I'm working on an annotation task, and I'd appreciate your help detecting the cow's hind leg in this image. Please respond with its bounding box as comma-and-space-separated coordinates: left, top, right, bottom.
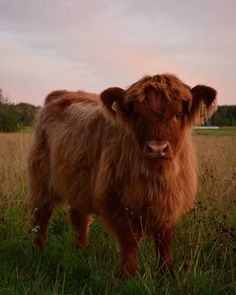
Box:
69, 208, 93, 249
29, 201, 53, 252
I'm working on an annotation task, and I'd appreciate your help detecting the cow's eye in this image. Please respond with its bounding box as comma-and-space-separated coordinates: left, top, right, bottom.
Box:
175, 112, 183, 119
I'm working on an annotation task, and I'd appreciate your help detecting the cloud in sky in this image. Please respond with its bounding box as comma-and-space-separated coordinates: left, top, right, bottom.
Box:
0, 0, 235, 105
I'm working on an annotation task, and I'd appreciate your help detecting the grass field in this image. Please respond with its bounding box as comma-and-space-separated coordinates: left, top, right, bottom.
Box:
193, 127, 236, 136
0, 133, 236, 295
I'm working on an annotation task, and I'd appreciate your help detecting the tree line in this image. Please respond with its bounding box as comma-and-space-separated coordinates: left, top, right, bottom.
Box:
0, 89, 40, 132
0, 88, 235, 131
206, 105, 236, 126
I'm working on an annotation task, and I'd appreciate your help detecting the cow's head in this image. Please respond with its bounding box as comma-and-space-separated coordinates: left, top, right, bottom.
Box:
101, 74, 217, 163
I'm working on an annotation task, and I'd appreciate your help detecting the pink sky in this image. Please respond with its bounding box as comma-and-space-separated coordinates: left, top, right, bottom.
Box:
0, 0, 235, 105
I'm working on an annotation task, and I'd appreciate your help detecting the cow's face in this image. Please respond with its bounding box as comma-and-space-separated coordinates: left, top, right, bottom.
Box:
101, 74, 217, 163
129, 92, 188, 160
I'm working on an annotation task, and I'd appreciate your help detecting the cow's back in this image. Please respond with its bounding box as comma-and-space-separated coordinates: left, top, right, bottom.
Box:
28, 90, 116, 211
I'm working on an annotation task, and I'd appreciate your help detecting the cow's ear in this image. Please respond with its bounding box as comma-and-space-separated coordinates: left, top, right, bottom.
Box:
100, 87, 129, 116
190, 85, 217, 124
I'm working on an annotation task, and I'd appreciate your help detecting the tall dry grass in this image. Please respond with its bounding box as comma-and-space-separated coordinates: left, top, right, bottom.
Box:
194, 136, 236, 202
0, 133, 32, 211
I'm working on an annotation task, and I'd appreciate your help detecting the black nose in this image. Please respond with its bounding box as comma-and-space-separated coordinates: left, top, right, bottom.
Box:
144, 140, 170, 159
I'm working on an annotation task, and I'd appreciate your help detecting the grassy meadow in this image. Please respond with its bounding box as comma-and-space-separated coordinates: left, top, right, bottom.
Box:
0, 132, 236, 295
193, 127, 236, 136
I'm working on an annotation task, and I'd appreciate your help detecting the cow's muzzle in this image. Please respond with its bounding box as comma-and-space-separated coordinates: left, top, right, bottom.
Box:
143, 140, 172, 159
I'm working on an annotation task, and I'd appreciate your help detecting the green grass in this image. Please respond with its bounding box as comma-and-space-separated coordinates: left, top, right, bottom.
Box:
0, 133, 236, 294
193, 128, 236, 136
0, 201, 235, 295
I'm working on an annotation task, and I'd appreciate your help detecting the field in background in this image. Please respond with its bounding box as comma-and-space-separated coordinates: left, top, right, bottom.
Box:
193, 127, 236, 136
0, 133, 235, 295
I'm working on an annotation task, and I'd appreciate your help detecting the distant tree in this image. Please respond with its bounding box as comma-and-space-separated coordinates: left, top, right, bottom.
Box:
0, 89, 40, 132
206, 105, 236, 126
0, 89, 10, 104
0, 89, 3, 102
0, 102, 18, 132
14, 103, 40, 126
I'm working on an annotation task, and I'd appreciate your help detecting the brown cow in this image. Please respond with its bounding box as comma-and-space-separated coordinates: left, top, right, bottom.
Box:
27, 74, 217, 277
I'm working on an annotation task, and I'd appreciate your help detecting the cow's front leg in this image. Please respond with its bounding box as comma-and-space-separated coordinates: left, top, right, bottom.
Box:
118, 224, 141, 278
111, 220, 141, 278
154, 227, 174, 274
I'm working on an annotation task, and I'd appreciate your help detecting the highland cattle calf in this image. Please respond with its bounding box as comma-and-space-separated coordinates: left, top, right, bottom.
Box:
27, 74, 217, 277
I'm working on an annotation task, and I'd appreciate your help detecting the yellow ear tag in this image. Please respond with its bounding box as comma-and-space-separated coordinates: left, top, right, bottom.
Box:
111, 101, 118, 112
200, 101, 207, 118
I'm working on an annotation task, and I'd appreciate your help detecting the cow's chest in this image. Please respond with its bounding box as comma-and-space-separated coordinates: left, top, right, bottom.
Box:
119, 178, 182, 228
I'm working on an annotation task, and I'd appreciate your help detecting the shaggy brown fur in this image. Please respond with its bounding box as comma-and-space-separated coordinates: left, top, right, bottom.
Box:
27, 74, 217, 277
